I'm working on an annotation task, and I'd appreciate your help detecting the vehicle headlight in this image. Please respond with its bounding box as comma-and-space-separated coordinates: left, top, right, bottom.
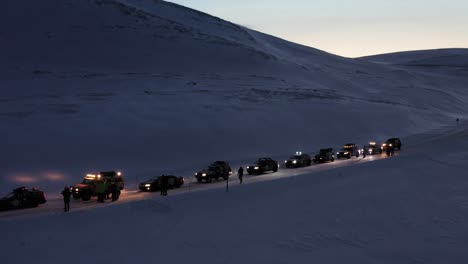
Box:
369, 149, 373, 153
246, 166, 250, 169
345, 152, 349, 155
284, 160, 287, 163
202, 173, 207, 177
145, 184, 151, 187
254, 166, 259, 170
75, 188, 79, 192
292, 160, 297, 164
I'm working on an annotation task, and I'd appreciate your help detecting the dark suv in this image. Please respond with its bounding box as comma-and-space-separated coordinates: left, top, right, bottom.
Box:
247, 158, 279, 175
336, 143, 360, 159
285, 152, 312, 168
313, 148, 335, 163
382, 138, 402, 151
363, 142, 382, 155
71, 171, 124, 201
195, 161, 232, 183
0, 187, 47, 211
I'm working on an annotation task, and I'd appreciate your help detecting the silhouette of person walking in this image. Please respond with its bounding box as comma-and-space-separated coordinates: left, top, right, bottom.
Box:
238, 166, 244, 184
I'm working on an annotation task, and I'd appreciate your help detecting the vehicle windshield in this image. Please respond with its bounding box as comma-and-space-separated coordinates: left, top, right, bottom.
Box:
82, 179, 96, 184
152, 176, 161, 180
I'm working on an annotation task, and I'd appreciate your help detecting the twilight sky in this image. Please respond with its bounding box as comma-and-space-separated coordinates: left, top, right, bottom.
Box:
167, 0, 468, 57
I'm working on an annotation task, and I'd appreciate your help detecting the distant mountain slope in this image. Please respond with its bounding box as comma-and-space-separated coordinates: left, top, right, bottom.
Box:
360, 48, 468, 67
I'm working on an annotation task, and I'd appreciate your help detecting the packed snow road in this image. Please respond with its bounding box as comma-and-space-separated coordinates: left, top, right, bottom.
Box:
0, 153, 389, 220
0, 123, 463, 221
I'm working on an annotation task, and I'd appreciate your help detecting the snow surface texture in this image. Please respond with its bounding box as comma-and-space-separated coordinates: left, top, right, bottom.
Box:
2, 121, 468, 264
1, 0, 468, 195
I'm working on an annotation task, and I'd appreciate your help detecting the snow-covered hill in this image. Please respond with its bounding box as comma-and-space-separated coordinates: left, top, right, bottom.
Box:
1, 0, 468, 193
360, 48, 468, 67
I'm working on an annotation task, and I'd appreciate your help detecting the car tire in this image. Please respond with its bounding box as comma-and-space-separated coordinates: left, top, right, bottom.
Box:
273, 166, 278, 172
73, 194, 80, 200
331, 157, 335, 162
307, 160, 312, 166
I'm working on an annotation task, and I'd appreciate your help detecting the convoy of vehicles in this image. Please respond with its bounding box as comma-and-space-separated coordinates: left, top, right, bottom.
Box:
139, 175, 185, 191
71, 171, 124, 201
313, 148, 335, 163
0, 187, 47, 211
195, 161, 232, 183
1, 137, 402, 212
285, 152, 312, 168
247, 158, 279, 175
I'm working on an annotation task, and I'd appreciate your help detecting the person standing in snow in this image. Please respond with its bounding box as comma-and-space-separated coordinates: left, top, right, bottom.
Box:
362, 147, 366, 159
160, 175, 168, 196
237, 166, 244, 184
61, 186, 71, 212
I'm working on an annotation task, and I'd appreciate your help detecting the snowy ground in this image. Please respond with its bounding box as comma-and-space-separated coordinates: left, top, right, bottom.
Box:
2, 123, 468, 264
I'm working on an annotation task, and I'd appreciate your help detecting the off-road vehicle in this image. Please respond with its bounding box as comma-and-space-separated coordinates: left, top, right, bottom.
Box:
313, 148, 335, 163
71, 171, 124, 201
285, 152, 312, 168
246, 158, 279, 175
195, 161, 232, 183
0, 187, 47, 211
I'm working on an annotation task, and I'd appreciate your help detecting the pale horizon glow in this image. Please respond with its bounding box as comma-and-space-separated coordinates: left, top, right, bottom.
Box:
167, 0, 468, 57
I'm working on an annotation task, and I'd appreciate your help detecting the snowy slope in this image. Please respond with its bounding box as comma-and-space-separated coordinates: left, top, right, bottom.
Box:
2, 124, 468, 264
360, 48, 468, 67
1, 0, 468, 194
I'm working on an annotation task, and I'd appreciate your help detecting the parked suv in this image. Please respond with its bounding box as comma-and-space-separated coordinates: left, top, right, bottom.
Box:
0, 187, 47, 211
71, 171, 124, 201
363, 142, 382, 155
285, 152, 312, 168
336, 143, 360, 159
313, 148, 335, 163
195, 161, 232, 183
247, 158, 279, 175
381, 138, 402, 151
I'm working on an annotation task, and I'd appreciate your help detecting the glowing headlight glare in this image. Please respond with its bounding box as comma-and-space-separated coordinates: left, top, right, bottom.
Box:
117, 171, 122, 176
292, 160, 297, 164
145, 184, 151, 187
202, 173, 207, 177
246, 166, 250, 169
75, 188, 79, 192
254, 166, 259, 170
